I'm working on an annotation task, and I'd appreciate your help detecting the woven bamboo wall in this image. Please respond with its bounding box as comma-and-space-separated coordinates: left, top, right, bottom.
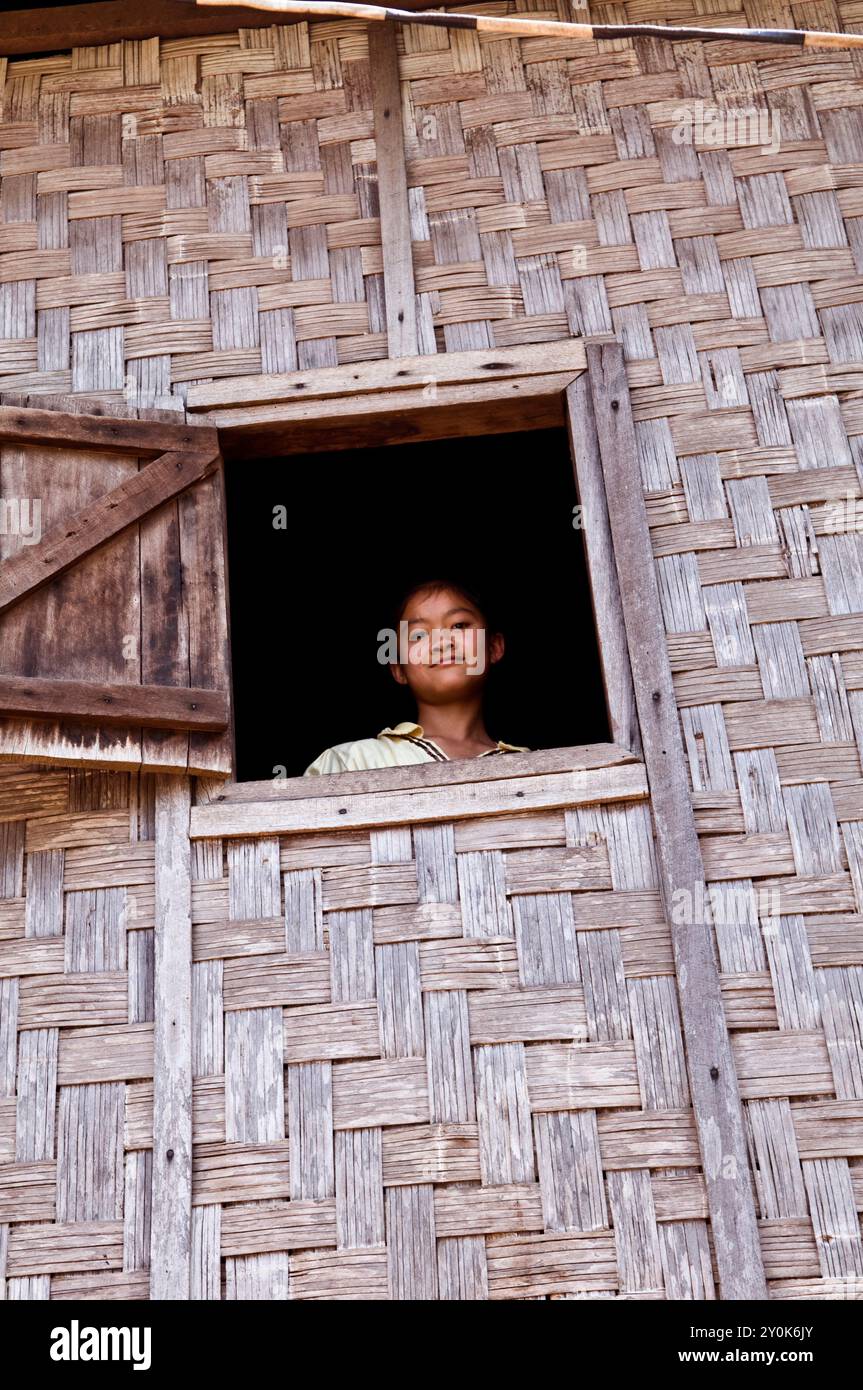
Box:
398, 0, 863, 355
0, 20, 386, 401
3, 752, 733, 1300
187, 760, 710, 1301
3, 746, 862, 1299
0, 765, 157, 1298
0, 2, 861, 399
1, 0, 863, 1302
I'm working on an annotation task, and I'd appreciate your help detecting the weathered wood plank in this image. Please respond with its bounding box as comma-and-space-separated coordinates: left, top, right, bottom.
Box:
186, 339, 587, 411
202, 373, 574, 454
586, 339, 767, 1300
0, 411, 145, 771
565, 374, 641, 754
0, 0, 287, 53
217, 743, 636, 802
0, 406, 215, 456
179, 464, 234, 776
369, 22, 418, 359
191, 763, 649, 838
150, 775, 192, 1300
0, 675, 228, 731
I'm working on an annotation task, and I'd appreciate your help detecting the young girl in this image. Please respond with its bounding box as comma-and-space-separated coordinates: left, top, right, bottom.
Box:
303, 577, 528, 775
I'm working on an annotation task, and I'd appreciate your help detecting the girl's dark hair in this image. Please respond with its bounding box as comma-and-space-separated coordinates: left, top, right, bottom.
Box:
389, 575, 502, 636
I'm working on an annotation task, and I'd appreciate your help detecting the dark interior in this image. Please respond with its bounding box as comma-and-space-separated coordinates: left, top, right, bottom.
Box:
225, 427, 610, 782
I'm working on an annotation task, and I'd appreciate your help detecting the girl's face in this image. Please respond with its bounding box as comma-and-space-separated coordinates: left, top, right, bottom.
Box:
391, 586, 504, 704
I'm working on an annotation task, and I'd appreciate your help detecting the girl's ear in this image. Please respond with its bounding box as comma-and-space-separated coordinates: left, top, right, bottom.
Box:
488, 632, 505, 665
391, 663, 409, 686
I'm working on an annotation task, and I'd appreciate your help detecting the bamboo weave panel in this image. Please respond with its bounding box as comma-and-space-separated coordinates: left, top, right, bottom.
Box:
186, 787, 718, 1300
0, 762, 862, 1297
189, 786, 860, 1299
389, 3, 863, 1297
0, 0, 860, 402
0, 19, 387, 405
0, 766, 156, 1300
1, 0, 863, 1300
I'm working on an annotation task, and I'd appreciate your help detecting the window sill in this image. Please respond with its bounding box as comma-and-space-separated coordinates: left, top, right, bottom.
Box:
191, 742, 646, 839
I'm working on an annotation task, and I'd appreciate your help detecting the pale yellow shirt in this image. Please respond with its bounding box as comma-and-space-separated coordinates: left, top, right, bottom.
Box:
303, 721, 529, 775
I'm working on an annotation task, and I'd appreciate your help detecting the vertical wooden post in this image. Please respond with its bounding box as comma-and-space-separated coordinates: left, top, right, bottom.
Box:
369, 21, 419, 358
150, 774, 193, 1299
585, 340, 768, 1301
565, 373, 641, 755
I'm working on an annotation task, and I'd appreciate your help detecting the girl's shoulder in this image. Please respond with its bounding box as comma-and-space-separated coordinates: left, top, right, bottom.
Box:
303, 731, 417, 775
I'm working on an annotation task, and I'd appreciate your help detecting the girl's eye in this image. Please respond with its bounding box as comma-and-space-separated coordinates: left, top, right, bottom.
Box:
452, 621, 469, 629
409, 630, 427, 642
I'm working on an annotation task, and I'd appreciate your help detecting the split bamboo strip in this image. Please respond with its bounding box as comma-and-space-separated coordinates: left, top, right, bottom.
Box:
198, 0, 863, 51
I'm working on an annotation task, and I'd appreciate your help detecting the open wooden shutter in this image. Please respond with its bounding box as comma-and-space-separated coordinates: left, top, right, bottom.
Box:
0, 400, 232, 775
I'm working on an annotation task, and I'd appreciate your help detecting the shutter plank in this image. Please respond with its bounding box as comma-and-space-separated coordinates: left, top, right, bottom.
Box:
0, 407, 143, 767
179, 465, 234, 776
140, 488, 190, 773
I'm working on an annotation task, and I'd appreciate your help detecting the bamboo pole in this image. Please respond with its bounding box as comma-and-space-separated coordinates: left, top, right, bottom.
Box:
196, 0, 863, 50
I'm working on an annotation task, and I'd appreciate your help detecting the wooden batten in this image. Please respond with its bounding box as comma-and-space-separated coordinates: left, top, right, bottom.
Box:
566, 374, 641, 756
212, 372, 575, 455
185, 341, 587, 413
369, 21, 419, 358
0, 408, 216, 458
214, 742, 640, 801
188, 341, 587, 454
0, 675, 229, 731
191, 754, 649, 837
150, 775, 193, 1300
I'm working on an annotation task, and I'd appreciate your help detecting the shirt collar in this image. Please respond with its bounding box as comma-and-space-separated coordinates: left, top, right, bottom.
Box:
378, 722, 529, 753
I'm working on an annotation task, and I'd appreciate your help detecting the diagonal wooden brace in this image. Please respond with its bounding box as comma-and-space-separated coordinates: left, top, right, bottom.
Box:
0, 447, 220, 615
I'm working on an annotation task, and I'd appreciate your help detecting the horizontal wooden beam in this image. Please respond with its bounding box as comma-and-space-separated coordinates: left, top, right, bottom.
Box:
191, 760, 649, 838
0, 675, 229, 731
0, 406, 217, 457
216, 742, 638, 802
215, 373, 577, 457
186, 340, 587, 412
0, 0, 448, 56
0, 1, 271, 53
0, 448, 220, 616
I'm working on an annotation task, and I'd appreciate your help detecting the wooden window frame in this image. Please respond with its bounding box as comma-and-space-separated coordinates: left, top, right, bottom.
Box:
200, 337, 638, 783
